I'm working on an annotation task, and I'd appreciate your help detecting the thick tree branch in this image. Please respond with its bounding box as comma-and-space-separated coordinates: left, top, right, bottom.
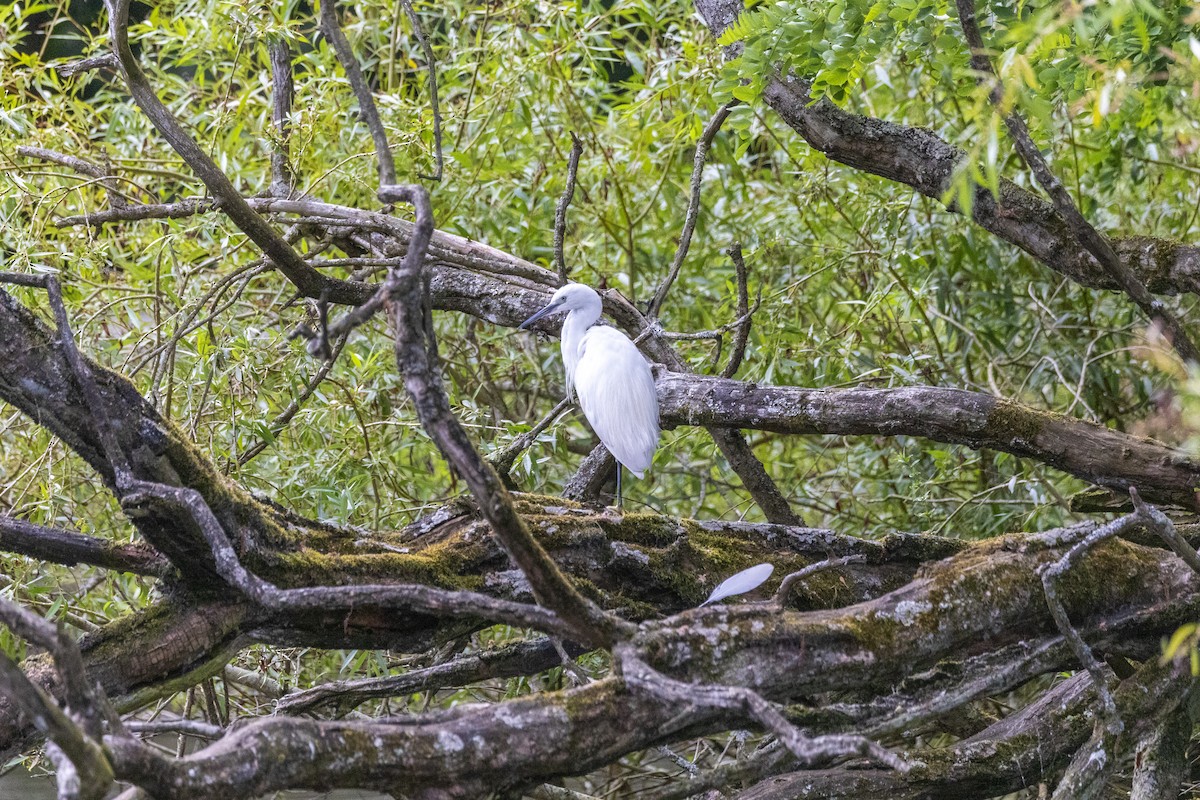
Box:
0, 516, 167, 577
1131, 703, 1191, 800
656, 372, 1200, 509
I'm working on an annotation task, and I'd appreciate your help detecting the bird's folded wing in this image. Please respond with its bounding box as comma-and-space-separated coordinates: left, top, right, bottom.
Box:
575, 327, 660, 477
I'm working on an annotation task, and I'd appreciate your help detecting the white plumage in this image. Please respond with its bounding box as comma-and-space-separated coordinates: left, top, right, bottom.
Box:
700, 563, 774, 606
519, 283, 660, 495
574, 326, 659, 477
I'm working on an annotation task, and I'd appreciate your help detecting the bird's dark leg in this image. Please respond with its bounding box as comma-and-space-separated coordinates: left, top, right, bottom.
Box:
616, 464, 623, 510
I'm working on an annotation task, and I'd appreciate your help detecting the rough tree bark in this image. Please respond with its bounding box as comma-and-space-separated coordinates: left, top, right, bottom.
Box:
0, 1, 1198, 799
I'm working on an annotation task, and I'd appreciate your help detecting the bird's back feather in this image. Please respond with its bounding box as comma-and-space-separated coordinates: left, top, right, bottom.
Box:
574, 327, 660, 477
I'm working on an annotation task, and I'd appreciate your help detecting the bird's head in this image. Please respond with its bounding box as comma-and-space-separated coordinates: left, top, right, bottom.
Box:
518, 283, 601, 329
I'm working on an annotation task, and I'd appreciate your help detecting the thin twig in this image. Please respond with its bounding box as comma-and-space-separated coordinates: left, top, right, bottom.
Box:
16, 146, 127, 208
1039, 494, 1150, 733
955, 0, 1200, 366
772, 554, 865, 605
722, 242, 753, 378
318, 0, 397, 187
618, 645, 909, 772
398, 0, 444, 181
277, 637, 579, 715
646, 102, 736, 319
553, 132, 583, 282
488, 397, 573, 481
233, 334, 348, 468
643, 301, 761, 342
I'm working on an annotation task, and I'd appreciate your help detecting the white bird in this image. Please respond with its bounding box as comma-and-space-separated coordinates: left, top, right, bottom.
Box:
519, 283, 660, 507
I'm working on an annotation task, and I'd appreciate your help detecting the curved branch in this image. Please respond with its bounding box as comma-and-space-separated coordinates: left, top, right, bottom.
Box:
398, 0, 444, 181
104, 0, 365, 304
553, 132, 583, 282
647, 101, 735, 319
276, 637, 576, 715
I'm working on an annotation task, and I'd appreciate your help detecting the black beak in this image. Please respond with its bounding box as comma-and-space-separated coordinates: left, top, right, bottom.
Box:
518, 301, 561, 330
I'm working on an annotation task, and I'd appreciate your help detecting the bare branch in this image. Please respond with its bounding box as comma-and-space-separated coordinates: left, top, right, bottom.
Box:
721, 242, 754, 378
55, 53, 118, 78
268, 37, 297, 197
1039, 506, 1145, 727
711, 428, 804, 524
276, 637, 579, 715
772, 555, 865, 605
0, 515, 167, 577
553, 132, 583, 282
1129, 486, 1200, 573
398, 0, 444, 181
655, 373, 1200, 509
1049, 718, 1120, 800
125, 719, 224, 739
0, 600, 116, 799
619, 646, 908, 771
15, 146, 127, 208
0, 272, 135, 490
647, 102, 736, 319
317, 0, 396, 187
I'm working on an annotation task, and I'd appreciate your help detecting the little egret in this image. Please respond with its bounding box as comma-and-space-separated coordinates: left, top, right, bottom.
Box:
519, 283, 660, 507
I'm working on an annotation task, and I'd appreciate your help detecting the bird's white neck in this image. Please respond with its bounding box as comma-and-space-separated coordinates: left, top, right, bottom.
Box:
560, 300, 601, 399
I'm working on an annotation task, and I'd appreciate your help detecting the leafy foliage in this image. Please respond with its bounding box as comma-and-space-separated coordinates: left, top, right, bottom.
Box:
1, 0, 1199, 791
